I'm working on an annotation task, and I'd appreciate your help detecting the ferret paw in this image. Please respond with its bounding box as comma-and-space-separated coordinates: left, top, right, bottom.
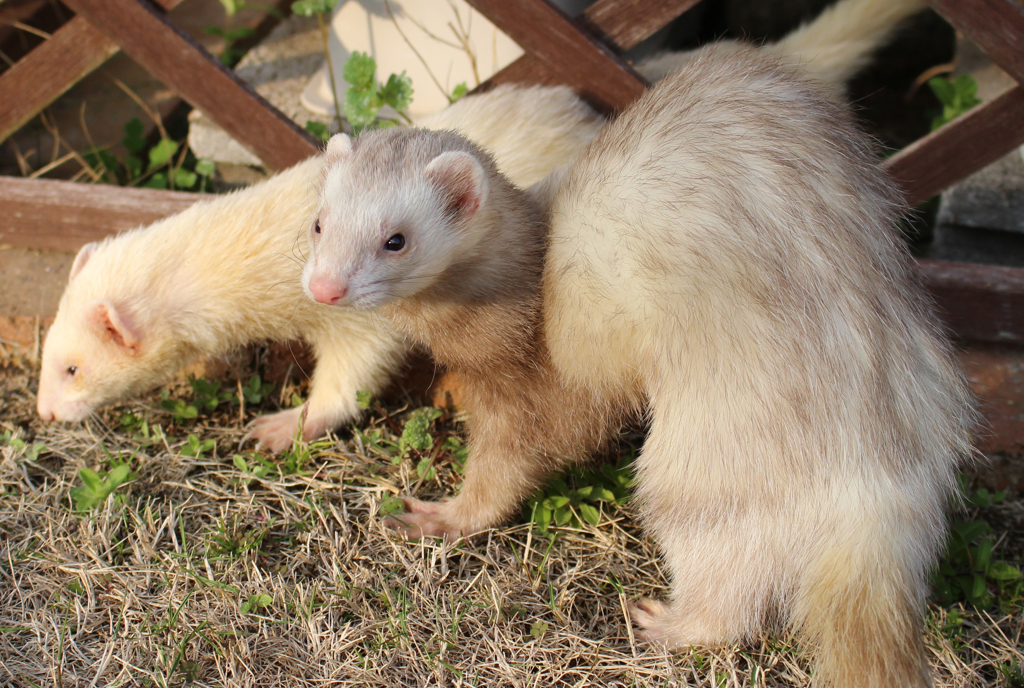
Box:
384, 497, 465, 541
247, 408, 325, 453
629, 598, 674, 645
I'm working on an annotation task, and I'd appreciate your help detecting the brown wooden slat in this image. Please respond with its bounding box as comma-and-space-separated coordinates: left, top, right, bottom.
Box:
919, 258, 1024, 344
883, 86, 1024, 207
0, 175, 200, 251
581, 0, 703, 50
465, 0, 647, 113
3, 178, 1023, 345
0, 19, 119, 143
61, 0, 318, 170
926, 0, 1024, 85
480, 0, 697, 104
0, 0, 182, 144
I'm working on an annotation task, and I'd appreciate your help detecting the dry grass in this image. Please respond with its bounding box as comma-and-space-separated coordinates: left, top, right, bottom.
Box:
1, 355, 1022, 687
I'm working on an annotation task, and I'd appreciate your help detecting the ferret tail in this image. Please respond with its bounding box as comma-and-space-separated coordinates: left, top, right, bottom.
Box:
636, 0, 926, 91
767, 0, 928, 89
793, 542, 931, 688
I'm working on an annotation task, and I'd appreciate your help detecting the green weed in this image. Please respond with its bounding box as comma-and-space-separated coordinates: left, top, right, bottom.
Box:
0, 430, 46, 461
240, 593, 273, 614
928, 74, 981, 130
529, 620, 549, 640
233, 453, 274, 486
119, 412, 165, 447
188, 376, 234, 413
85, 117, 216, 192
999, 660, 1024, 687
379, 494, 406, 518
70, 463, 133, 511
932, 484, 1023, 611
181, 434, 216, 458
162, 375, 270, 422
305, 120, 331, 142
160, 390, 199, 423
292, 0, 344, 132
341, 52, 414, 132
525, 455, 633, 535
356, 389, 373, 409
208, 516, 270, 559
240, 374, 274, 405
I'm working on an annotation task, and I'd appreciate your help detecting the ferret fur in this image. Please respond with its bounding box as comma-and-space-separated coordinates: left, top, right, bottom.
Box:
37, 0, 924, 449
306, 46, 974, 688
36, 84, 603, 451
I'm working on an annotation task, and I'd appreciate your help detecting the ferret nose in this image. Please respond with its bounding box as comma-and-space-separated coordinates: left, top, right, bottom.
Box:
308, 274, 348, 305
37, 402, 54, 422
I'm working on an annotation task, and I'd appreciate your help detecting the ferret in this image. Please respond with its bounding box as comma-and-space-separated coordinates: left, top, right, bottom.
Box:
36, 84, 604, 452
37, 0, 925, 449
303, 45, 974, 688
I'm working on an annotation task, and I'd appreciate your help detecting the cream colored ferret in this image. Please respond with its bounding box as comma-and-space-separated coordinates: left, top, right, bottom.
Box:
37, 0, 926, 449
304, 44, 973, 688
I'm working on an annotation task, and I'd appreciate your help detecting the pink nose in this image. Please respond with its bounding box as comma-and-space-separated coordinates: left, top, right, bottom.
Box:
37, 402, 54, 422
308, 274, 348, 305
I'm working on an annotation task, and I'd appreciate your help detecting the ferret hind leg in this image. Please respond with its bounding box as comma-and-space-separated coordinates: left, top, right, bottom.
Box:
628, 409, 778, 649
629, 521, 777, 649
249, 317, 408, 452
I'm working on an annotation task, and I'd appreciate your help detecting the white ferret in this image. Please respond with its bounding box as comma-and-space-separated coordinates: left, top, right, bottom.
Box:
37, 0, 927, 450
303, 46, 974, 688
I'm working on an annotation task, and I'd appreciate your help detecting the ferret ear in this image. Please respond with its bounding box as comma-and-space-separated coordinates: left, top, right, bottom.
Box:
70, 242, 97, 280
89, 300, 141, 355
325, 134, 355, 164
424, 151, 486, 223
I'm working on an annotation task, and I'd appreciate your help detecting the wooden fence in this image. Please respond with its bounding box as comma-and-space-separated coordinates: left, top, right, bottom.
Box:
1, 0, 1023, 342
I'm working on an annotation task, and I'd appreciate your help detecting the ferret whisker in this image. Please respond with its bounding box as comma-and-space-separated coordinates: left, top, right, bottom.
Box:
274, 251, 306, 269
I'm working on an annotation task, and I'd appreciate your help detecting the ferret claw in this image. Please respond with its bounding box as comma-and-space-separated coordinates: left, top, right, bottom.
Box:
246, 408, 303, 452
629, 598, 673, 644
384, 497, 464, 541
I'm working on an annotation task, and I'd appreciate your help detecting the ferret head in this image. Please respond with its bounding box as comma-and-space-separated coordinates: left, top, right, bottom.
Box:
302, 129, 490, 310
37, 239, 188, 422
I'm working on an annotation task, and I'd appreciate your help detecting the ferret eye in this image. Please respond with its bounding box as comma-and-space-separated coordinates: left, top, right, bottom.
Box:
67, 365, 77, 377
314, 220, 321, 234
384, 234, 405, 251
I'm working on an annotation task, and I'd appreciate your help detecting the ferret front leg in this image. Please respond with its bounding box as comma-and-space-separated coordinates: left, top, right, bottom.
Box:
386, 404, 566, 540
249, 322, 408, 452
